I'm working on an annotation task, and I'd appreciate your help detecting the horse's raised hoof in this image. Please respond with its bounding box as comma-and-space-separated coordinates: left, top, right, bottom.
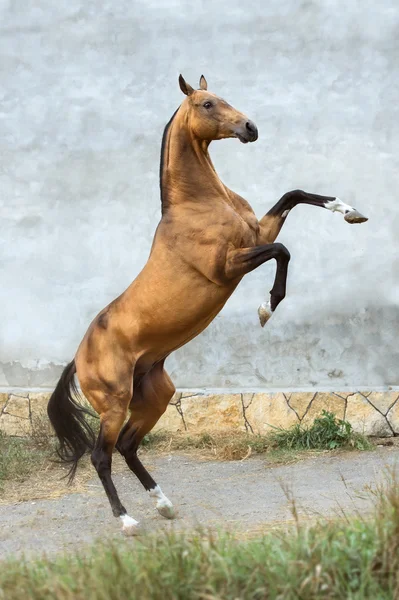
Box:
258, 300, 273, 327
120, 514, 141, 536
344, 209, 368, 224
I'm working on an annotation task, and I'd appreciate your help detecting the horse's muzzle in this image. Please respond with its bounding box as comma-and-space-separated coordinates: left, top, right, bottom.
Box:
236, 120, 258, 143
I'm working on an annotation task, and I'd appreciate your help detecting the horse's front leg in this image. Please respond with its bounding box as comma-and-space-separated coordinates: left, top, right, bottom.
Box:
225, 243, 291, 327
258, 189, 368, 243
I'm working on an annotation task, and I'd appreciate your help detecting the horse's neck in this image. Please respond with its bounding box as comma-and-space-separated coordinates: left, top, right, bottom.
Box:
161, 116, 227, 209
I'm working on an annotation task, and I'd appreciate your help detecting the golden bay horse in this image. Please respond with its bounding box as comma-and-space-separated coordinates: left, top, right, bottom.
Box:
48, 75, 368, 535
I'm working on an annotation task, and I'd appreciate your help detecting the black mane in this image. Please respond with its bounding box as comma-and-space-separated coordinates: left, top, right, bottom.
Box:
159, 106, 180, 214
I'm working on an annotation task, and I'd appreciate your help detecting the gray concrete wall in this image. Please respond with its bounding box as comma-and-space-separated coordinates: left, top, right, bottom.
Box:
1, 0, 398, 391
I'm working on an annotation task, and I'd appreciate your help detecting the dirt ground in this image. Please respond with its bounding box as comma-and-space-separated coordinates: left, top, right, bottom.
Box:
0, 446, 398, 559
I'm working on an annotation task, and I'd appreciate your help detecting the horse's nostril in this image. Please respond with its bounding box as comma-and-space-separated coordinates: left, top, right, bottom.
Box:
245, 121, 258, 139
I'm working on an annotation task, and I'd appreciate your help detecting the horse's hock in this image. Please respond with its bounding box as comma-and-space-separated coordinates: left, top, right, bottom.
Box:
1, 390, 398, 438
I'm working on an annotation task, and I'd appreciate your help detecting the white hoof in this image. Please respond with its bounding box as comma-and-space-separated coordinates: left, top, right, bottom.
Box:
120, 514, 141, 536
258, 300, 273, 327
156, 499, 175, 520
344, 209, 368, 224
325, 198, 368, 224
149, 485, 176, 520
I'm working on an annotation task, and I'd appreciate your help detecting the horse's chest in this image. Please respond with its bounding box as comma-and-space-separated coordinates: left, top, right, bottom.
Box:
226, 211, 258, 248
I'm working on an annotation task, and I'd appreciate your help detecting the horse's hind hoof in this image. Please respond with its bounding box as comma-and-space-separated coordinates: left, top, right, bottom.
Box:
149, 485, 175, 519
121, 514, 141, 536
157, 501, 175, 519
344, 209, 368, 224
258, 300, 273, 327
122, 523, 141, 536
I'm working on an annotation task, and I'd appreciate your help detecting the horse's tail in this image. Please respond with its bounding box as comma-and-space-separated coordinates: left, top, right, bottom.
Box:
47, 360, 96, 483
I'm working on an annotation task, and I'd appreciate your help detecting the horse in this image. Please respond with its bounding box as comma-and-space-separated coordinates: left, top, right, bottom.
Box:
47, 75, 368, 535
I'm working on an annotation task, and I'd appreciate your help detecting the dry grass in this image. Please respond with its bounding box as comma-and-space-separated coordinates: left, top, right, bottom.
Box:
140, 429, 333, 465
0, 412, 95, 504
141, 429, 269, 460
30, 409, 55, 446
141, 411, 374, 460
0, 410, 380, 504
0, 428, 315, 504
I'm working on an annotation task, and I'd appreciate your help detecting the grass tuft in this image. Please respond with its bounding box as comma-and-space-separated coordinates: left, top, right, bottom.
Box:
269, 410, 373, 451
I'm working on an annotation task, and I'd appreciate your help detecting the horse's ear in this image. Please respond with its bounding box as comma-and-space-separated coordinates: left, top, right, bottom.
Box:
179, 74, 194, 96
199, 75, 208, 90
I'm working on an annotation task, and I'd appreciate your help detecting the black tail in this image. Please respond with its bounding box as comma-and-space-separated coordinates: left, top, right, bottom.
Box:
47, 360, 96, 483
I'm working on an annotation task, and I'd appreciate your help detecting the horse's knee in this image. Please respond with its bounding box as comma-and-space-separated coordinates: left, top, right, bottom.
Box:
288, 189, 304, 197
279, 189, 303, 205
274, 243, 291, 263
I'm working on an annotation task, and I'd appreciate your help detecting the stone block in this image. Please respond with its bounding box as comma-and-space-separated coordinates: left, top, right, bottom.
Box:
366, 392, 399, 415
0, 412, 31, 436
4, 395, 30, 419
387, 399, 399, 435
335, 392, 361, 399
345, 393, 392, 437
287, 392, 314, 419
301, 392, 346, 425
29, 392, 51, 416
0, 393, 8, 414
181, 394, 244, 432
246, 393, 298, 434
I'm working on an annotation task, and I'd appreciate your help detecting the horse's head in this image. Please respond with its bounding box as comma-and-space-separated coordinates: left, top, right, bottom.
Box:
178, 75, 258, 144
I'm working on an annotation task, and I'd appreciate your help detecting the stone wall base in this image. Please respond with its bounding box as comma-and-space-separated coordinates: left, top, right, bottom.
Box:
1, 390, 398, 438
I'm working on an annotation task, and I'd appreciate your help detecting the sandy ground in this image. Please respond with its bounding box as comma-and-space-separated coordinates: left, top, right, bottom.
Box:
0, 447, 398, 559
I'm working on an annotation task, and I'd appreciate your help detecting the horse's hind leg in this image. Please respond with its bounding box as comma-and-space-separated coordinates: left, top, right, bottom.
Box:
116, 361, 176, 519
83, 386, 140, 536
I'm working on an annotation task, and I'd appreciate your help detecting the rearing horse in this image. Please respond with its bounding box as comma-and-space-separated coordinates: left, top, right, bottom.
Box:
48, 75, 367, 535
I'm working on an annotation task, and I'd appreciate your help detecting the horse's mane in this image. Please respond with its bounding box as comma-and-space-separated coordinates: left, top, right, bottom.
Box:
159, 106, 180, 214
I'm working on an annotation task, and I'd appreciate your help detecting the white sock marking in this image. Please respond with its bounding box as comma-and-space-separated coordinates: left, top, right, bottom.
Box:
325, 197, 354, 215
149, 485, 175, 519
120, 514, 140, 536
258, 295, 273, 327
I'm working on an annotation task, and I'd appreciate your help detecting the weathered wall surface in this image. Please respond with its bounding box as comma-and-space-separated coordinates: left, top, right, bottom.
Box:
1, 0, 398, 392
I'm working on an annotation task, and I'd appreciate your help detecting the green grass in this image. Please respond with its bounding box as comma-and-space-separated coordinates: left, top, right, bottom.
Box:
0, 472, 398, 599
0, 428, 54, 491
269, 410, 373, 451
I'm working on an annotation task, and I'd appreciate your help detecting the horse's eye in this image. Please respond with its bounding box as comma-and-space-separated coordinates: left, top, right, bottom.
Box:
203, 101, 212, 109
